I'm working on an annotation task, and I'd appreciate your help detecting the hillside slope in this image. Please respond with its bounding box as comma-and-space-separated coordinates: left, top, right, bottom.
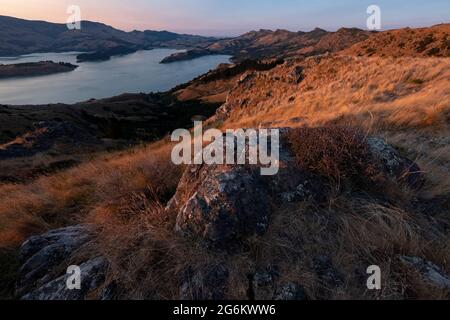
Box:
0, 15, 215, 56
161, 27, 372, 63
342, 24, 450, 57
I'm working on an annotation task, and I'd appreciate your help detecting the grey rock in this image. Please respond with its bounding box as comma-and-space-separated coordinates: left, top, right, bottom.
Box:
367, 137, 424, 188
237, 72, 256, 85
22, 257, 107, 300
16, 225, 94, 297
248, 267, 308, 300
274, 282, 308, 300
171, 164, 269, 249
251, 270, 278, 300
289, 66, 304, 84
168, 129, 327, 249
399, 256, 450, 290
247, 266, 282, 300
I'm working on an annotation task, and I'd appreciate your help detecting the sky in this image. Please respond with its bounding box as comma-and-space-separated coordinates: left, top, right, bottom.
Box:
1, 0, 449, 36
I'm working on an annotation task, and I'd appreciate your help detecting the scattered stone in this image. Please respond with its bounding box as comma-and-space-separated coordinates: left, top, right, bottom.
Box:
274, 282, 308, 300
238, 72, 256, 85
250, 268, 280, 300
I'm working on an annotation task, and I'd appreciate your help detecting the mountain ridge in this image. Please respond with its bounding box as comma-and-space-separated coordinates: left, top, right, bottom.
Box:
161, 27, 372, 63
0, 15, 216, 56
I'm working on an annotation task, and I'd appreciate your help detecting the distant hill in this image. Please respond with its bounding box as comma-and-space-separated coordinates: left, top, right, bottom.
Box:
162, 27, 372, 63
0, 15, 216, 56
342, 23, 450, 57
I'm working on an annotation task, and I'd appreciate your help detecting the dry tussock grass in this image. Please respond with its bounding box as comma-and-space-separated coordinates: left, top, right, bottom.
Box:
222, 56, 450, 132
285, 126, 377, 190
242, 196, 450, 300
0, 138, 181, 248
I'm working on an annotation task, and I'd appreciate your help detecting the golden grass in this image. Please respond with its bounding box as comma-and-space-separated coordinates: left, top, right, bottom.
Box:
0, 138, 181, 248
221, 56, 450, 132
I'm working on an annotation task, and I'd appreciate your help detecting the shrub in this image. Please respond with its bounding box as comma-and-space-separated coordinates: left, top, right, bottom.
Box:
285, 126, 377, 189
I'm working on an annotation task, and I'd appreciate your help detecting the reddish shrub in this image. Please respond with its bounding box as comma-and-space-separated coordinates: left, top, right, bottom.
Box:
286, 126, 377, 188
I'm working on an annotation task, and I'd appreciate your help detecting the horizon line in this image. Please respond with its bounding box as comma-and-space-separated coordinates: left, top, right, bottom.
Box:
1, 14, 449, 38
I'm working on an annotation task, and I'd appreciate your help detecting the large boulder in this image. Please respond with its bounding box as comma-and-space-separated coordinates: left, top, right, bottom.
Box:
22, 257, 107, 300
167, 130, 326, 248
171, 164, 270, 249
16, 225, 107, 300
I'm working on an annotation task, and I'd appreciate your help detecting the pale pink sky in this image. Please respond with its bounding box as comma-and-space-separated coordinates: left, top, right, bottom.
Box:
1, 0, 449, 36
0, 0, 189, 30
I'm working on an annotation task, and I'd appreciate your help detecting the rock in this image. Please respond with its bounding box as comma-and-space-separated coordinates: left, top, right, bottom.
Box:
170, 164, 270, 249
17, 225, 94, 297
274, 282, 308, 300
237, 72, 256, 85
168, 129, 326, 248
289, 66, 304, 84
179, 265, 229, 300
367, 137, 424, 188
399, 256, 450, 290
250, 268, 279, 300
22, 257, 107, 300
248, 267, 308, 300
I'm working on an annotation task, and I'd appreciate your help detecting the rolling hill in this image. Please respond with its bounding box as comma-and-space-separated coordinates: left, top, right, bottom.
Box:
0, 15, 215, 56
161, 27, 373, 63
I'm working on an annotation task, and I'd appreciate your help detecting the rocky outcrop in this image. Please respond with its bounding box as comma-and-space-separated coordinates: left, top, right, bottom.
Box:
367, 137, 424, 188
22, 257, 107, 300
167, 130, 423, 249
170, 164, 271, 249
167, 130, 326, 249
16, 225, 107, 300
